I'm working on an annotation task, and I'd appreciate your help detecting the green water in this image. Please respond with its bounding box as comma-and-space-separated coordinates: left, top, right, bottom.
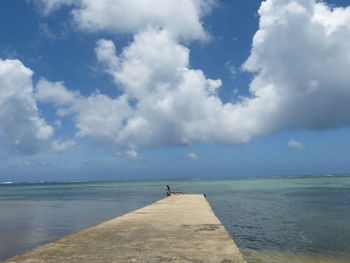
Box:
0, 175, 349, 262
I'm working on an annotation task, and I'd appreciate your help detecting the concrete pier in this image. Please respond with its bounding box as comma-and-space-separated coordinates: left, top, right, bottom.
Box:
3, 194, 246, 263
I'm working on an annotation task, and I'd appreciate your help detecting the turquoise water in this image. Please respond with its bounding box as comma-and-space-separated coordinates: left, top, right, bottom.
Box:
0, 176, 350, 262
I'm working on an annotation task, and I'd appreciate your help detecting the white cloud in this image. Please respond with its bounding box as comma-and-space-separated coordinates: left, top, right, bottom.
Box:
35, 0, 215, 40
48, 28, 240, 148
36, 81, 133, 146
35, 78, 133, 147
35, 78, 77, 106
0, 59, 53, 154
312, 3, 350, 35
288, 139, 305, 150
92, 27, 289, 147
33, 0, 350, 152
95, 39, 119, 75
243, 0, 350, 131
185, 152, 198, 160
94, 28, 250, 147
71, 93, 133, 145
51, 140, 76, 152
38, 29, 232, 149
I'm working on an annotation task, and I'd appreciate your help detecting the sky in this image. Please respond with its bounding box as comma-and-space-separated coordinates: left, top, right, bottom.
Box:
1, 0, 350, 182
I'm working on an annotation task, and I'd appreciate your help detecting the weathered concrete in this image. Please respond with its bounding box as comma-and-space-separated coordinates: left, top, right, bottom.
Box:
3, 194, 246, 263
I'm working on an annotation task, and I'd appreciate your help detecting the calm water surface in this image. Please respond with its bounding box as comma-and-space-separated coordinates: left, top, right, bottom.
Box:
0, 176, 349, 262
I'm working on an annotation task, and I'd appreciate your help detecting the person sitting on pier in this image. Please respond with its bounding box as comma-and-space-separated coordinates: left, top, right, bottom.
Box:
166, 185, 171, 196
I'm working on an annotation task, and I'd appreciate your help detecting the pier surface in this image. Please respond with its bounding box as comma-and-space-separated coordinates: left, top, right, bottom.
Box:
4, 194, 246, 263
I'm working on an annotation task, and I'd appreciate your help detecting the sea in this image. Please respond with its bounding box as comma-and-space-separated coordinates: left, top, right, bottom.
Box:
0, 175, 349, 263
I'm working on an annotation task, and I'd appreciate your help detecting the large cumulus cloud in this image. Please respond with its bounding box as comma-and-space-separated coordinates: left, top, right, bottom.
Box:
33, 0, 350, 151
243, 0, 350, 131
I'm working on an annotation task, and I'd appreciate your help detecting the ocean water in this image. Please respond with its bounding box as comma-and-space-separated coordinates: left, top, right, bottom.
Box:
0, 175, 350, 262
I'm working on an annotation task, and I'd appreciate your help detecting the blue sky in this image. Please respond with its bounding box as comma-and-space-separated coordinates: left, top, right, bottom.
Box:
1, 0, 350, 182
